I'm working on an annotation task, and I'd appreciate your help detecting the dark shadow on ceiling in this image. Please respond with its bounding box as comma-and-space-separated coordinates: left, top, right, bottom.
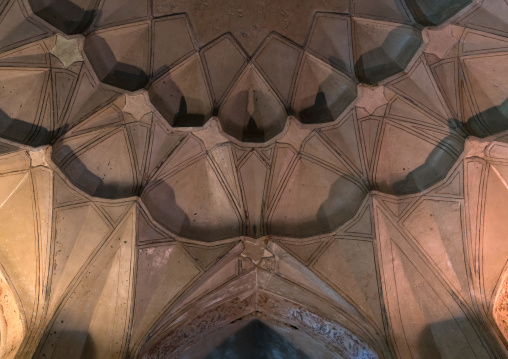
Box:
28, 0, 99, 35
35, 330, 98, 359
298, 90, 334, 124
141, 180, 193, 239
219, 89, 286, 143
392, 118, 465, 195
0, 109, 69, 146
297, 55, 357, 125
149, 75, 210, 128
52, 143, 138, 198
0, 140, 18, 155
392, 97, 508, 195
315, 175, 368, 236
84, 34, 149, 92
142, 174, 242, 241
405, 0, 473, 27
174, 96, 206, 127
354, 25, 423, 85
465, 98, 508, 138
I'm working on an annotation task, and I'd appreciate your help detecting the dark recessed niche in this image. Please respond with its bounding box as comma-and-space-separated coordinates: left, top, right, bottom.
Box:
84, 24, 150, 92
28, 0, 99, 34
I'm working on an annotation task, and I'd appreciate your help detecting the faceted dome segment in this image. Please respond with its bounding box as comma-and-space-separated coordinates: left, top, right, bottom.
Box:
293, 54, 357, 124
142, 156, 243, 241
0, 0, 51, 53
268, 157, 367, 237
201, 35, 247, 106
28, 0, 99, 34
0, 68, 54, 145
253, 34, 302, 105
461, 53, 508, 137
0, 37, 125, 147
352, 0, 414, 23
84, 23, 150, 92
81, 14, 197, 92
352, 18, 423, 85
373, 119, 463, 195
6, 2, 508, 358
148, 54, 213, 127
306, 13, 354, 76
53, 127, 140, 198
152, 15, 196, 78
406, 0, 472, 26
219, 66, 287, 143
51, 96, 156, 198
93, 0, 150, 28
457, 0, 508, 37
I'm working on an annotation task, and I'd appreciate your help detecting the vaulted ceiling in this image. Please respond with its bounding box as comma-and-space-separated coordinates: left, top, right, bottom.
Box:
1, 0, 508, 358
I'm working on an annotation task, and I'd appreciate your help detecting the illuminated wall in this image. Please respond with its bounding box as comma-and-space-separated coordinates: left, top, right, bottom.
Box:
1, 0, 508, 357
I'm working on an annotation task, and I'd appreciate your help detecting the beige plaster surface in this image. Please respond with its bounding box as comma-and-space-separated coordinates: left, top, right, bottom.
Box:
0, 0, 508, 358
